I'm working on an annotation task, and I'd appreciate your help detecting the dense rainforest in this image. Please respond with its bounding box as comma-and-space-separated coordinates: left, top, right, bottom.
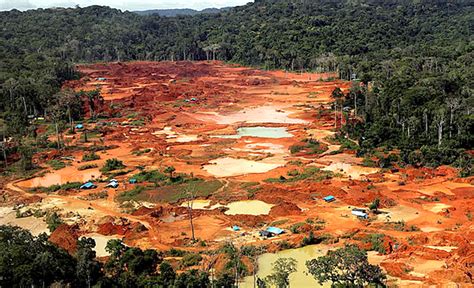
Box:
0, 0, 473, 173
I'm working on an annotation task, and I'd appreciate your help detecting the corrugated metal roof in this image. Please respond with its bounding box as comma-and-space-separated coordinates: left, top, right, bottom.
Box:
266, 227, 284, 235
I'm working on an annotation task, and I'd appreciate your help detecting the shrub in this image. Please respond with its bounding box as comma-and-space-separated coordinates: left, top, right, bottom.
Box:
78, 163, 98, 170
180, 253, 203, 268
116, 186, 146, 202
363, 234, 386, 254
82, 152, 100, 161
47, 160, 66, 170
46, 212, 63, 232
101, 158, 125, 173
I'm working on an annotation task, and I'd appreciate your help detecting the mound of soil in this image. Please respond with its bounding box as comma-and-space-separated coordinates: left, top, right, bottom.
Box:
269, 202, 301, 217
49, 224, 80, 254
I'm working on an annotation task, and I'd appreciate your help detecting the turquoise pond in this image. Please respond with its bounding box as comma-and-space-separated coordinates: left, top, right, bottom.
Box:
212, 127, 292, 139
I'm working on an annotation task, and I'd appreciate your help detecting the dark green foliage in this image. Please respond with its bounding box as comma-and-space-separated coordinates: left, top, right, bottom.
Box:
306, 245, 386, 287
180, 253, 203, 268
174, 269, 210, 288
31, 181, 82, 193
132, 169, 167, 184
265, 167, 333, 183
265, 258, 297, 288
1, 1, 472, 171
45, 211, 63, 232
290, 139, 326, 155
82, 152, 100, 162
362, 234, 387, 254
76, 238, 102, 288
369, 198, 380, 212
100, 158, 126, 173
18, 144, 34, 171
116, 185, 146, 202
0, 225, 76, 287
46, 159, 66, 170
77, 163, 98, 170
0, 226, 217, 287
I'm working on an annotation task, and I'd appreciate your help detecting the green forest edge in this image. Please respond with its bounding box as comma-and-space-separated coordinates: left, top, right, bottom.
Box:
0, 1, 473, 286
0, 225, 386, 287
1, 0, 472, 177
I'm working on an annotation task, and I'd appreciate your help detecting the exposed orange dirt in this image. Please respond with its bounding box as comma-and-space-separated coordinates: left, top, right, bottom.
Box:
2, 61, 473, 286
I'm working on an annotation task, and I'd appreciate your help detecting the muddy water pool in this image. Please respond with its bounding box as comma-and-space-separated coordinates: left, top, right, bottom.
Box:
241, 245, 330, 287
212, 127, 292, 139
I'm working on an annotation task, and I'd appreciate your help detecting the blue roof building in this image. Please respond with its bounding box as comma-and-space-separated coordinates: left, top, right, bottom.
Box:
266, 227, 284, 235
323, 195, 335, 202
80, 182, 96, 189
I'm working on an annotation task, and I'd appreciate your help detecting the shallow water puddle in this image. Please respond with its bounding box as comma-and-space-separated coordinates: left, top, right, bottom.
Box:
193, 106, 307, 124
181, 199, 273, 215
19, 169, 101, 188
180, 199, 221, 210
241, 245, 329, 287
203, 157, 283, 177
223, 200, 273, 215
212, 127, 293, 139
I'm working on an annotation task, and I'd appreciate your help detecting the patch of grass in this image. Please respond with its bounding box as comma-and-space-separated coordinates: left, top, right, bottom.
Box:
288, 160, 303, 166
168, 248, 186, 257
329, 134, 359, 150
290, 138, 326, 155
151, 180, 223, 203
289, 222, 305, 234
382, 221, 420, 232
87, 145, 118, 152
264, 167, 333, 183
47, 160, 66, 170
240, 182, 259, 189
78, 163, 98, 171
46, 211, 63, 232
130, 119, 145, 126
131, 169, 167, 184
107, 169, 132, 179
80, 131, 100, 141
180, 253, 203, 268
31, 182, 82, 193
132, 148, 152, 156
100, 158, 125, 173
362, 233, 387, 254
116, 186, 146, 202
82, 152, 100, 161
362, 157, 376, 167
117, 180, 223, 204
270, 219, 289, 226
79, 191, 108, 200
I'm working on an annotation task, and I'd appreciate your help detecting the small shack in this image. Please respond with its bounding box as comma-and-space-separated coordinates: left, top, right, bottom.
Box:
351, 209, 368, 219
129, 178, 137, 184
75, 124, 84, 129
323, 195, 335, 203
80, 182, 96, 189
260, 226, 285, 238
106, 179, 119, 188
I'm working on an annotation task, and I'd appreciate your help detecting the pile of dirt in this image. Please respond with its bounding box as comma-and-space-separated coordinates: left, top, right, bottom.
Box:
269, 202, 301, 217
49, 224, 80, 254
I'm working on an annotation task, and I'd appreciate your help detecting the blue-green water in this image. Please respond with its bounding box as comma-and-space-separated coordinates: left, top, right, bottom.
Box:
213, 127, 292, 139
